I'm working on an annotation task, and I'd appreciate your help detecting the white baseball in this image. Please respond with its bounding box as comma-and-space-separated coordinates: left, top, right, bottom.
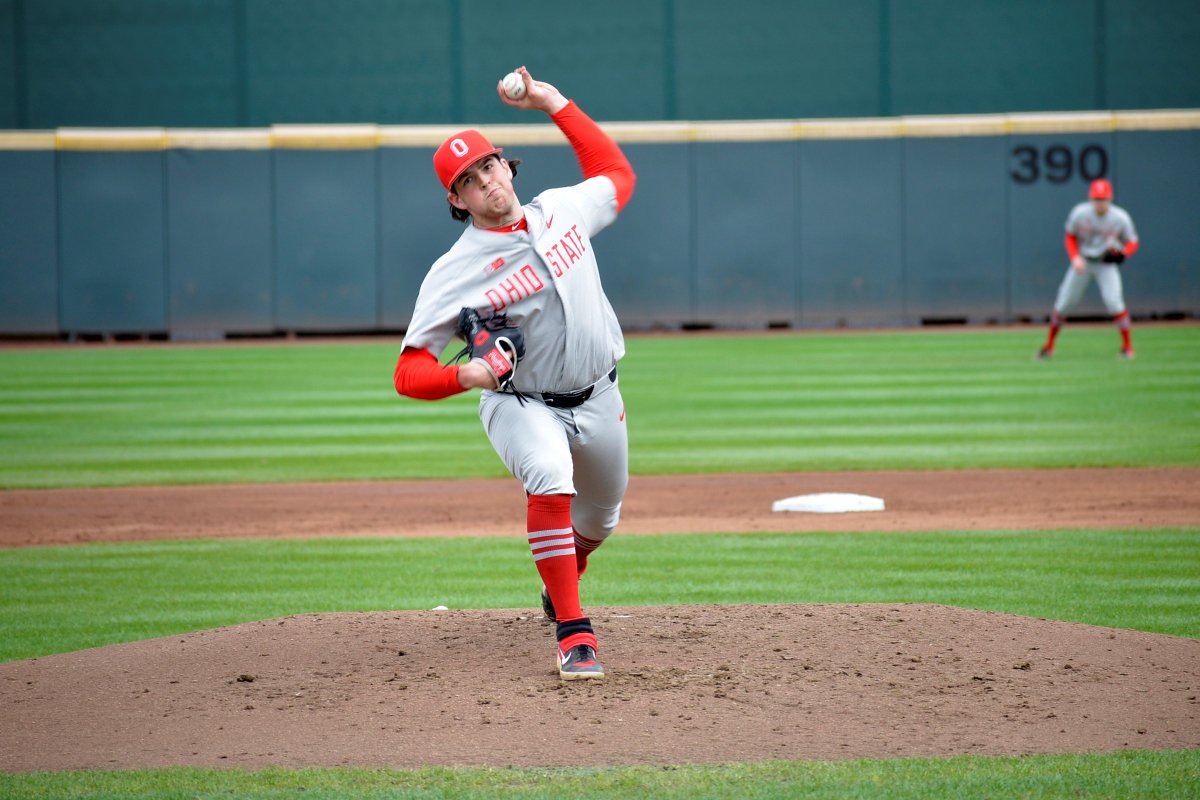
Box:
502, 72, 526, 100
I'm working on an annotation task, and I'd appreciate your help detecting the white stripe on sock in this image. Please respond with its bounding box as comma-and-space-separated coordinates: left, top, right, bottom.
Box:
530, 535, 575, 552
532, 547, 576, 562
528, 526, 573, 542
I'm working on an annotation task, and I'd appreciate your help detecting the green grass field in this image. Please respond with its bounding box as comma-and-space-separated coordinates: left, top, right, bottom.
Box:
1, 749, 1197, 800
3, 528, 1198, 663
2, 324, 1198, 798
1, 325, 1197, 488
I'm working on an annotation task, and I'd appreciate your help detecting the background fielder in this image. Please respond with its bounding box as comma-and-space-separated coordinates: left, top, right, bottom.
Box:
1038, 178, 1140, 359
393, 67, 636, 681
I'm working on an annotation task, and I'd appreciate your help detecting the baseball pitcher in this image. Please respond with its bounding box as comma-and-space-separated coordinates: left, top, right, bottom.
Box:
1038, 179, 1140, 359
393, 67, 636, 680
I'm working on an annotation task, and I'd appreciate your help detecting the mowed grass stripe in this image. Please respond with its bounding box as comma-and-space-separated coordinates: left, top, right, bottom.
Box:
1, 749, 1198, 800
1, 326, 1197, 488
2, 528, 1197, 663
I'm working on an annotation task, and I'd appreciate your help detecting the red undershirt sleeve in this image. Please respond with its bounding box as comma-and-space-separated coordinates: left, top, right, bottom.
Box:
393, 346, 466, 400
551, 101, 636, 213
1064, 233, 1080, 259
1123, 239, 1139, 256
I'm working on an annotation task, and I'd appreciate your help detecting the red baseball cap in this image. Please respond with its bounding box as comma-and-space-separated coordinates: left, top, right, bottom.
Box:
433, 130, 503, 190
1088, 178, 1113, 199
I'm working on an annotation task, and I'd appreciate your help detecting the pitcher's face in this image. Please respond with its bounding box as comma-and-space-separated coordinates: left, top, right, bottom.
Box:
449, 156, 519, 228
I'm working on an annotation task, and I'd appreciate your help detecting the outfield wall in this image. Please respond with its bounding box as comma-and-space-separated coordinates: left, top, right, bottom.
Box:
1, 111, 1198, 336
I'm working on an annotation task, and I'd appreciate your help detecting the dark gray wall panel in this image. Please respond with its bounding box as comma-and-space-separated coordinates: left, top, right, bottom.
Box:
593, 143, 691, 327
694, 141, 797, 325
273, 149, 377, 330
166, 149, 273, 334
15, 123, 1200, 337
0, 150, 57, 333
903, 136, 1008, 320
1007, 133, 1117, 318
377, 147, 456, 331
798, 138, 904, 325
1114, 129, 1200, 314
58, 150, 166, 332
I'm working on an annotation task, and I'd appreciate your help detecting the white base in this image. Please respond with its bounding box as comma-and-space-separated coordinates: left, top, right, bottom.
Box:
772, 492, 885, 513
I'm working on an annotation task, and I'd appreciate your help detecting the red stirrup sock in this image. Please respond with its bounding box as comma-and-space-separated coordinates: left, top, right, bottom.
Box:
527, 494, 583, 623
574, 530, 604, 577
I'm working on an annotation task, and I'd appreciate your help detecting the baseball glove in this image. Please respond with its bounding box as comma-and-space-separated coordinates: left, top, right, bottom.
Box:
453, 307, 526, 391
1101, 248, 1126, 264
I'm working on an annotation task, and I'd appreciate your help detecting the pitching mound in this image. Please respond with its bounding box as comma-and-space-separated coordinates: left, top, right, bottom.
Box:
3, 603, 1197, 771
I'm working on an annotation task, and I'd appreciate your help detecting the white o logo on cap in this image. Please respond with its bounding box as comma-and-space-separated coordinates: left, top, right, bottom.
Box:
450, 138, 469, 157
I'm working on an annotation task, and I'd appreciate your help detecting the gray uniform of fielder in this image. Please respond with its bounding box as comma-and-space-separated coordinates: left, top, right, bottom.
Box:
403, 176, 628, 542
1054, 202, 1139, 315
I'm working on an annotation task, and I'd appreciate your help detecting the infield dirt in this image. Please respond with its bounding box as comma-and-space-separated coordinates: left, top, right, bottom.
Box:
1, 468, 1198, 771
2, 467, 1198, 548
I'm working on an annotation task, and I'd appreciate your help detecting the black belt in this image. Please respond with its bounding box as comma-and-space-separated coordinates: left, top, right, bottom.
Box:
538, 367, 617, 409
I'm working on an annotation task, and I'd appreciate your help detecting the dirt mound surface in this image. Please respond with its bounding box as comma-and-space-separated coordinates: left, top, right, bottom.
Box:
3, 468, 1197, 548
2, 604, 1197, 772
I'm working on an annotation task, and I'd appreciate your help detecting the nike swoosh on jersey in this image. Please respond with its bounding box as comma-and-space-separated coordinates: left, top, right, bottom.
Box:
545, 214, 555, 229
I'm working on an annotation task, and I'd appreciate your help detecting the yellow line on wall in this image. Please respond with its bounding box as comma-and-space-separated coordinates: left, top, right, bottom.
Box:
1, 110, 1196, 151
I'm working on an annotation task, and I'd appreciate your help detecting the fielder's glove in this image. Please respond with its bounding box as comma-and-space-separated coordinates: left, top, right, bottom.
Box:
453, 307, 526, 391
1101, 248, 1126, 264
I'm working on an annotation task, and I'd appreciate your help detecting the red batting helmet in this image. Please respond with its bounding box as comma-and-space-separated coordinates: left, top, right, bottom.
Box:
433, 130, 503, 190
1088, 178, 1113, 200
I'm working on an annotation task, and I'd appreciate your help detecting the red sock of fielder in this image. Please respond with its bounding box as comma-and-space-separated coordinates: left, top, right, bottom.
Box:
527, 494, 597, 653
1115, 310, 1133, 352
1044, 311, 1063, 351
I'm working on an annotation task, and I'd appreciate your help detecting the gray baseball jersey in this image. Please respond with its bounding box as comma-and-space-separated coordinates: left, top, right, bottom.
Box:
404, 176, 623, 394
1065, 202, 1138, 259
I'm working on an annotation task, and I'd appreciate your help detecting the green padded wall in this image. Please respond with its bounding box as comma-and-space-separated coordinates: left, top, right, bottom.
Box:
674, 0, 884, 120
23, 0, 239, 128
4, 0, 1199, 127
890, 0, 1098, 115
1, 0, 18, 128
1107, 0, 1200, 110
245, 0, 455, 125
459, 0, 669, 124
